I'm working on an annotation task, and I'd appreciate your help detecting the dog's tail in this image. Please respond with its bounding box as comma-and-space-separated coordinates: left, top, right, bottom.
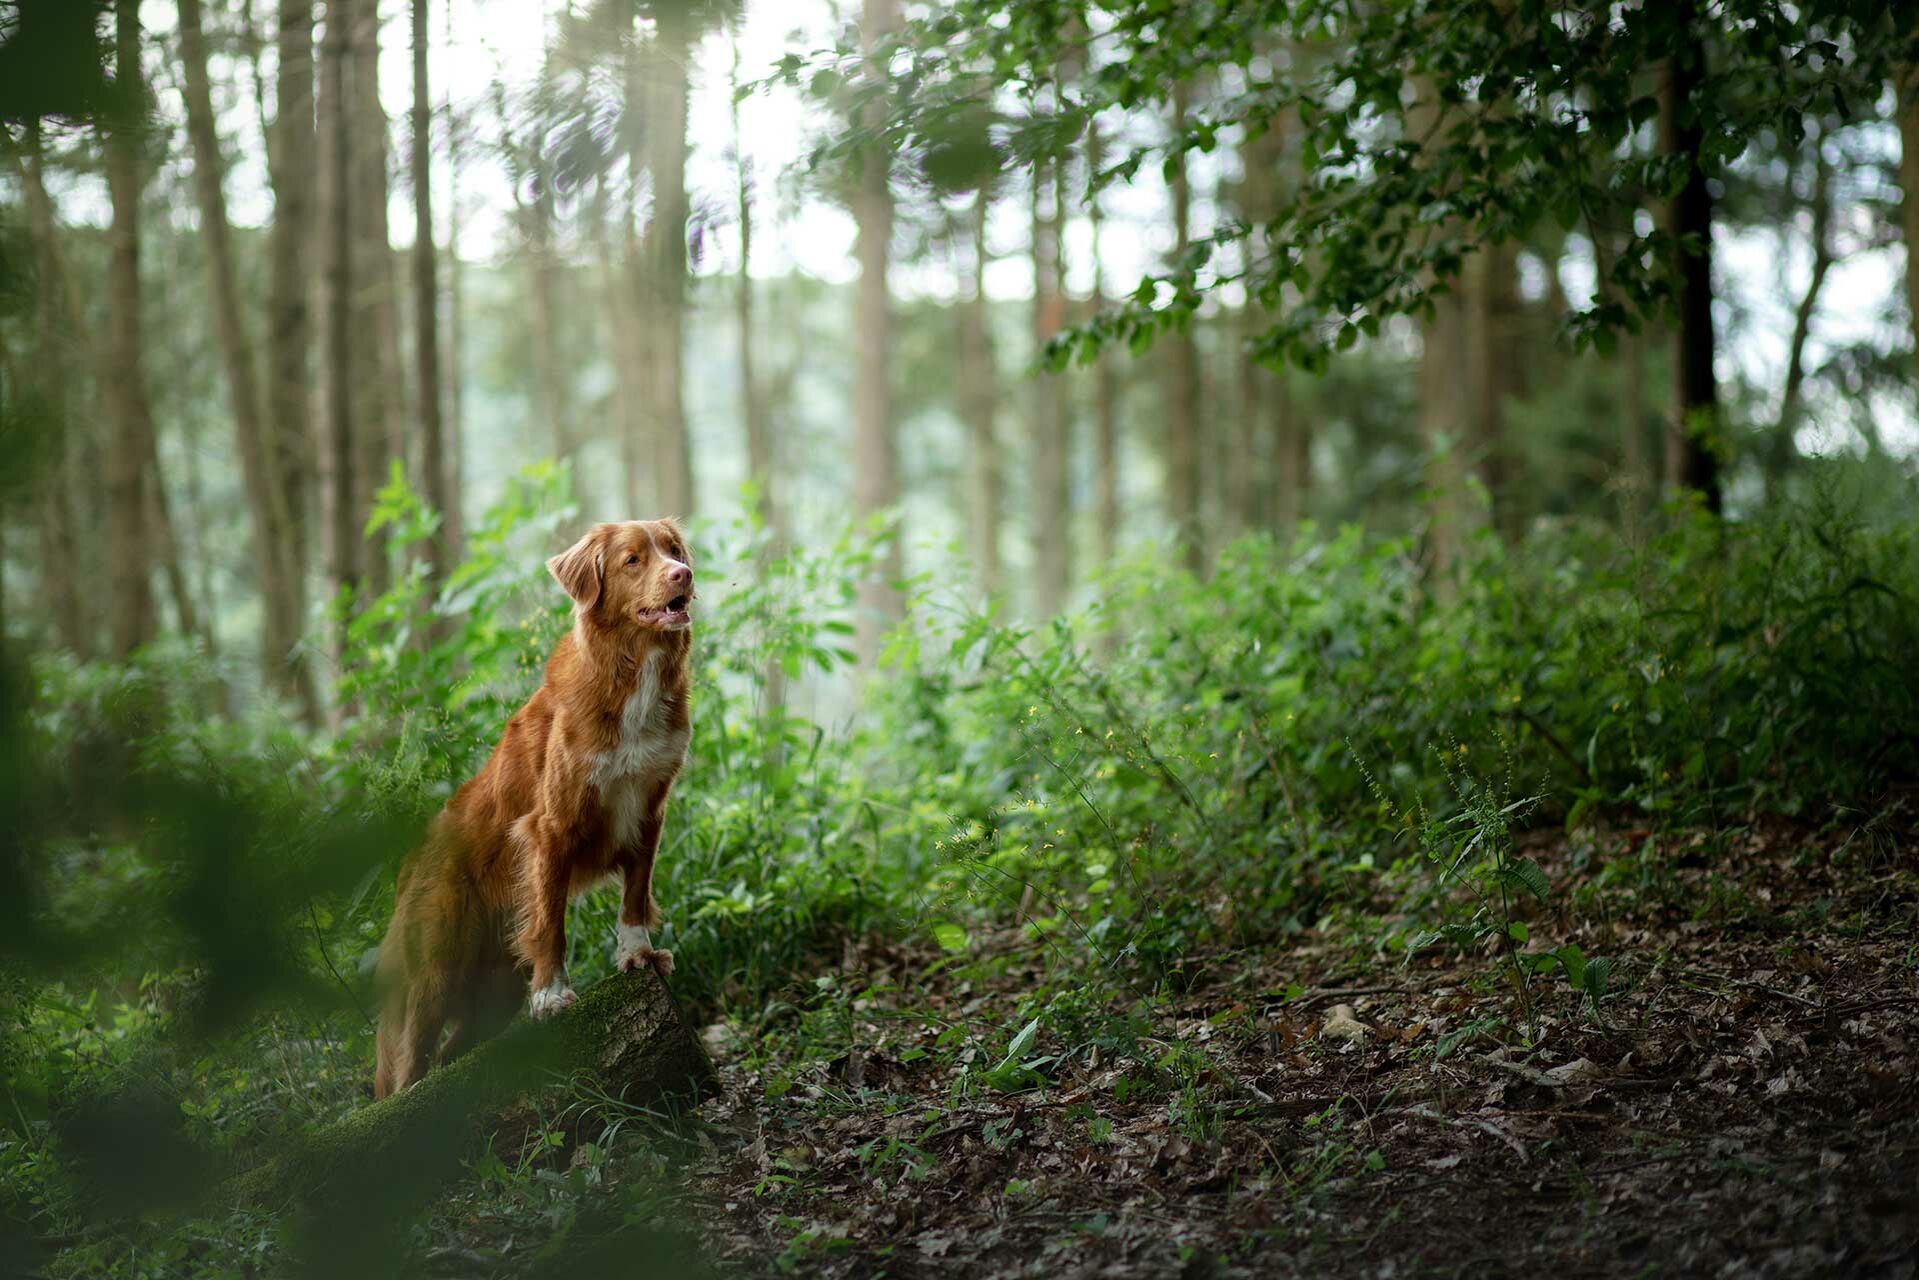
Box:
371, 935, 409, 1100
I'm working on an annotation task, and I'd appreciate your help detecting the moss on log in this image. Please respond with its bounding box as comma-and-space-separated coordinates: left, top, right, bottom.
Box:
233, 968, 715, 1258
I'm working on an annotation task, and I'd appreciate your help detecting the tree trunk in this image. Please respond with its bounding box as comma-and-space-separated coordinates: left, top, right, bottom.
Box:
442, 0, 464, 563
853, 0, 903, 661
144, 452, 202, 642
1420, 280, 1472, 576
266, 0, 320, 719
1901, 71, 1919, 378
351, 0, 401, 589
644, 15, 696, 519
733, 45, 776, 544
410, 0, 448, 581
960, 191, 1003, 594
321, 0, 358, 630
103, 0, 158, 659
1165, 83, 1204, 573
1467, 242, 1518, 537
180, 0, 307, 698
1771, 143, 1833, 495
1029, 158, 1071, 617
229, 971, 713, 1262
1660, 4, 1722, 514
16, 128, 90, 655
527, 158, 574, 475
1086, 130, 1121, 569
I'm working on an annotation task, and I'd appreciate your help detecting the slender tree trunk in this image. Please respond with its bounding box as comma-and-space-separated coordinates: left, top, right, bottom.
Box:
853, 0, 903, 660
619, 28, 652, 517
1467, 242, 1518, 537
1166, 83, 1204, 573
1420, 281, 1472, 575
442, 0, 464, 562
643, 15, 696, 518
733, 45, 775, 541
960, 191, 1003, 594
528, 171, 573, 472
180, 0, 307, 696
143, 443, 201, 642
16, 129, 89, 655
1900, 71, 1919, 377
410, 0, 448, 580
266, 0, 320, 718
1029, 158, 1071, 616
1773, 143, 1833, 495
1660, 4, 1722, 513
1230, 298, 1263, 535
321, 0, 359, 617
351, 0, 401, 588
1086, 132, 1121, 569
104, 0, 158, 658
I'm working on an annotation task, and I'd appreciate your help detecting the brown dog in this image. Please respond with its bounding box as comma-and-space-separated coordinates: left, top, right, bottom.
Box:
372, 519, 695, 1098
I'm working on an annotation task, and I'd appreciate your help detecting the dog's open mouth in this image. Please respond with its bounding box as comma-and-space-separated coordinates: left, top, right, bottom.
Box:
636, 596, 693, 629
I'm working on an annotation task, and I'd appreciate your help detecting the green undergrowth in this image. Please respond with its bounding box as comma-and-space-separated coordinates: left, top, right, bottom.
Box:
5, 469, 1917, 1276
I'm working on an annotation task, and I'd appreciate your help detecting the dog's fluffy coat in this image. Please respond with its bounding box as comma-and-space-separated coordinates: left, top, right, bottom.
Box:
373, 519, 695, 1098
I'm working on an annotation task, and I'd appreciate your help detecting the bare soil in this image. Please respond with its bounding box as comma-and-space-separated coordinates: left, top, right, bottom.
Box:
683, 821, 1919, 1278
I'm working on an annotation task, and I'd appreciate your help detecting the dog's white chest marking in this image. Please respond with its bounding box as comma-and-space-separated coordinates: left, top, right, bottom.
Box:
590, 651, 690, 849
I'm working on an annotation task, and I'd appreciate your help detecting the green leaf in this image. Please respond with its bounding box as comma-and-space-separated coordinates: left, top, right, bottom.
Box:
931, 922, 969, 953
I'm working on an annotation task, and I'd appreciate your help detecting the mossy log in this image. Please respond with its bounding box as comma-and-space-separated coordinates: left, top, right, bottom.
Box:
233, 968, 715, 1249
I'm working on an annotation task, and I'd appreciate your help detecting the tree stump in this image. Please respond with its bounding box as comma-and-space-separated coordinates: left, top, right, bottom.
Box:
235, 968, 715, 1266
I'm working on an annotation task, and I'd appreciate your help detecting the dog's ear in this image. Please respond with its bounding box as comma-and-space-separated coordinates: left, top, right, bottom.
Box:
547, 525, 609, 611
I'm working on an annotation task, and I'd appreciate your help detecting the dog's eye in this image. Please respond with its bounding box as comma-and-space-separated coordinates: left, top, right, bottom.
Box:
624, 554, 640, 567
668, 543, 683, 558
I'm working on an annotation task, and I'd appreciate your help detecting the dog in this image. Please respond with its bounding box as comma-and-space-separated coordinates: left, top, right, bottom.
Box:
372, 519, 696, 1098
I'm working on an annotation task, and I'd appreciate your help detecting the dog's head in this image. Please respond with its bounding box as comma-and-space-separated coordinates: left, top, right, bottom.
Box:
547, 519, 695, 634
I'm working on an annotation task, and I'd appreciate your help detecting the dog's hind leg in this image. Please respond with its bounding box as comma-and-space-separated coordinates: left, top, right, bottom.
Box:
439, 962, 519, 1065
381, 973, 451, 1096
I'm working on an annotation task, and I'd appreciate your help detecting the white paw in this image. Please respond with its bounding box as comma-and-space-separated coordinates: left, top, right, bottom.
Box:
614, 922, 674, 977
529, 976, 577, 1020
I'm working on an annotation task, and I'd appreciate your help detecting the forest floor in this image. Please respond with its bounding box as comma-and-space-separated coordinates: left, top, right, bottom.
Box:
674, 814, 1919, 1278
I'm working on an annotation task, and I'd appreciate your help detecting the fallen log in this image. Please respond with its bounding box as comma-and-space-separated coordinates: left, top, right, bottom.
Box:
234, 968, 716, 1264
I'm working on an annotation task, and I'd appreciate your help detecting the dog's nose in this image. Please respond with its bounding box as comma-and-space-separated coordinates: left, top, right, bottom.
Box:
666, 564, 692, 590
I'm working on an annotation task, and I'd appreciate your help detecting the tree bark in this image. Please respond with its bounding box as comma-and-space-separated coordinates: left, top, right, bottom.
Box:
16, 128, 90, 655
410, 0, 448, 581
853, 0, 903, 660
1086, 130, 1120, 569
103, 0, 158, 659
1467, 242, 1518, 537
644, 14, 695, 519
1901, 71, 1919, 378
1165, 83, 1204, 573
441, 0, 464, 563
229, 971, 713, 1254
616, 30, 652, 517
1772, 142, 1833, 494
1029, 157, 1071, 617
351, 0, 401, 589
733, 44, 776, 544
1420, 278, 1472, 575
527, 144, 574, 475
1660, 3, 1722, 514
266, 0, 320, 719
960, 191, 1003, 594
321, 0, 358, 632
179, 0, 307, 700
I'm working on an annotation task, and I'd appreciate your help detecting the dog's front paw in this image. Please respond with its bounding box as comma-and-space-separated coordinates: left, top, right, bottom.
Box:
615, 923, 675, 978
529, 976, 577, 1020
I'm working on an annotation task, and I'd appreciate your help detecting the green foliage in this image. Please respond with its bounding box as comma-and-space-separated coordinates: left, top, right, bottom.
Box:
8, 474, 1917, 1276
863, 491, 1919, 997
781, 0, 1898, 366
